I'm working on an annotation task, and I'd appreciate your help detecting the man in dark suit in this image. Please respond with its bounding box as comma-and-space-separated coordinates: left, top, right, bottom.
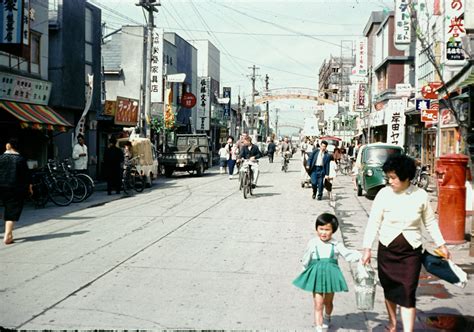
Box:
307, 140, 330, 200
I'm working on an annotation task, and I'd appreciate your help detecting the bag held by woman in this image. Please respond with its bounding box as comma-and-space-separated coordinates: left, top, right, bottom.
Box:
355, 263, 376, 311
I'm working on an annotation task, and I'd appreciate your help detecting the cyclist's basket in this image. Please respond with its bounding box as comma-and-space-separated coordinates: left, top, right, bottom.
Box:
355, 263, 376, 311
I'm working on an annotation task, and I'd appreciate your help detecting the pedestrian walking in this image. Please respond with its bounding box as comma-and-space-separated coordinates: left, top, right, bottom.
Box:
72, 134, 88, 174
0, 138, 32, 245
307, 140, 330, 200
103, 136, 124, 195
218, 143, 228, 174
293, 213, 361, 331
361, 154, 450, 332
266, 139, 276, 163
225, 136, 238, 179
324, 154, 337, 200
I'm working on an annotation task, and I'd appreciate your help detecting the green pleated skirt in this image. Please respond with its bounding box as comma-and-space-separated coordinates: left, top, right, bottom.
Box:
293, 258, 349, 293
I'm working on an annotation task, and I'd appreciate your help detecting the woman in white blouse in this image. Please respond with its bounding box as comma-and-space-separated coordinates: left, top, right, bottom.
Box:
361, 154, 450, 332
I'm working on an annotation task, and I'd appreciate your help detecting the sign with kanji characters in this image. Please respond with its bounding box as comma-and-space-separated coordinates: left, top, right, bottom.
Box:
421, 82, 443, 99
357, 84, 366, 108
394, 0, 411, 49
0, 72, 51, 104
415, 99, 431, 111
150, 28, 164, 103
181, 92, 197, 108
197, 77, 210, 131
114, 97, 139, 126
1, 0, 23, 44
386, 99, 406, 147
223, 87, 231, 119
352, 37, 367, 76
103, 100, 117, 116
445, 0, 466, 65
395, 83, 413, 97
421, 109, 438, 122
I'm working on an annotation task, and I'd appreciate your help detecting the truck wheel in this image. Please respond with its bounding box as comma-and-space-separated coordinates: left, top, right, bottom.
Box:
196, 162, 204, 176
164, 167, 174, 178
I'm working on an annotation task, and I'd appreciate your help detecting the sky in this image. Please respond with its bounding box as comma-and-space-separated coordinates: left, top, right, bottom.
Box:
97, 0, 394, 134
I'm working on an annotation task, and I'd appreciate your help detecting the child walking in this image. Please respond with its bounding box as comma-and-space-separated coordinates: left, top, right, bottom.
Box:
293, 213, 361, 331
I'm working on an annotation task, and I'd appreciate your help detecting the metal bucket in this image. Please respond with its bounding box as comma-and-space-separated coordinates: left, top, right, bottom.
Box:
355, 264, 376, 311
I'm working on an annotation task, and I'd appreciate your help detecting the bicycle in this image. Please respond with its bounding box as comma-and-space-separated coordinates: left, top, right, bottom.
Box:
239, 159, 257, 199
281, 152, 290, 172
122, 156, 145, 195
63, 158, 95, 199
30, 166, 74, 207
52, 160, 88, 203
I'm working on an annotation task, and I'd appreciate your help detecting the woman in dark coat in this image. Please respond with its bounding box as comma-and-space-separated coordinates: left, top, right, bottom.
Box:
103, 136, 124, 195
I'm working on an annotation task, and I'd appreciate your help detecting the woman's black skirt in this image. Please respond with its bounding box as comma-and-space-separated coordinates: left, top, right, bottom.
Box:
378, 234, 422, 308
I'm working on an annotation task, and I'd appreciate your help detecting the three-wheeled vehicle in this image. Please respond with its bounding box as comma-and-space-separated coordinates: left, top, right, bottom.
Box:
354, 143, 403, 197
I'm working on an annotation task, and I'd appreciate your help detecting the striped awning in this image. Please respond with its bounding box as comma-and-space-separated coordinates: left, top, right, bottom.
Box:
0, 100, 73, 132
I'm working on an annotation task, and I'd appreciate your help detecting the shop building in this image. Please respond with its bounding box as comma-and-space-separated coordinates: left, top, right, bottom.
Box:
0, 0, 72, 167
48, 0, 102, 178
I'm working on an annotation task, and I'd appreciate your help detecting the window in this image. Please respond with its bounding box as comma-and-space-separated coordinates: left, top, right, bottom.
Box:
30, 31, 41, 65
85, 8, 93, 43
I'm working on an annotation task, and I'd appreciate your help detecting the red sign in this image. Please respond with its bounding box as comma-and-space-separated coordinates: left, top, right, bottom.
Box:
114, 97, 139, 126
421, 82, 443, 99
421, 109, 439, 122
181, 92, 197, 108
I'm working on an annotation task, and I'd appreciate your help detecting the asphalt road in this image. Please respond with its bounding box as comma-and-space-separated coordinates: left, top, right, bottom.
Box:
0, 155, 472, 330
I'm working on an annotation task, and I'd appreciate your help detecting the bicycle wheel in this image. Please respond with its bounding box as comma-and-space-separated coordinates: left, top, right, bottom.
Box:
76, 173, 94, 198
242, 173, 248, 199
69, 177, 88, 203
48, 178, 74, 206
31, 179, 48, 208
249, 170, 254, 196
123, 173, 134, 195
133, 172, 145, 193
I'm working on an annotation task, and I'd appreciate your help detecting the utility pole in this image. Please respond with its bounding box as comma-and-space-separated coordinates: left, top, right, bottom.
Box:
248, 65, 260, 138
136, 0, 160, 138
265, 74, 269, 139
275, 108, 279, 138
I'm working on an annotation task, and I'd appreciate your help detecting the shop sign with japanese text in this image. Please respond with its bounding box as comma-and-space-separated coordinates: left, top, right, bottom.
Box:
1, 0, 24, 44
386, 99, 406, 147
357, 84, 366, 108
150, 28, 164, 103
394, 0, 411, 48
421, 109, 438, 122
223, 87, 231, 119
197, 77, 210, 131
0, 72, 51, 105
415, 99, 431, 111
352, 37, 367, 76
395, 83, 413, 97
445, 0, 466, 65
114, 97, 139, 126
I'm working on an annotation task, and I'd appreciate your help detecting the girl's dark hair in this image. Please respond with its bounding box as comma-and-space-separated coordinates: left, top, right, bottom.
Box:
382, 154, 416, 181
315, 213, 339, 233
221, 143, 226, 148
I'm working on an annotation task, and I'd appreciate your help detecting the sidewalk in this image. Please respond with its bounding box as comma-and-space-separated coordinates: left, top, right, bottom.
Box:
334, 174, 474, 331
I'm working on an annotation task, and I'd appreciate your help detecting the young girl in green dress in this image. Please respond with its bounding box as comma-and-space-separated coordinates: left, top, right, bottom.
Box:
293, 213, 361, 331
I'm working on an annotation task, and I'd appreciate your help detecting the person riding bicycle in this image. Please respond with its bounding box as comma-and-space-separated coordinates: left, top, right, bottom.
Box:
280, 137, 292, 171
238, 136, 262, 188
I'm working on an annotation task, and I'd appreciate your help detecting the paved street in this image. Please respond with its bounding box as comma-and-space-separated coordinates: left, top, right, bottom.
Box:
0, 155, 473, 330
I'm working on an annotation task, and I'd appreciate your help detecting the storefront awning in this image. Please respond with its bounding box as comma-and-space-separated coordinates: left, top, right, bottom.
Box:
0, 100, 72, 132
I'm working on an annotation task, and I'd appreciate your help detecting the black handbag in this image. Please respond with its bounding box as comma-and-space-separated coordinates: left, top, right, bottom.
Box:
421, 250, 460, 284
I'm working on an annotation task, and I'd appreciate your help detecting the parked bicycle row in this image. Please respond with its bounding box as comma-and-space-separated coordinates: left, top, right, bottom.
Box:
30, 159, 95, 208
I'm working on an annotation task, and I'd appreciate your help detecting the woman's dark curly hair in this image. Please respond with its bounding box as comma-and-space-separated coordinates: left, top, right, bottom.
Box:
315, 213, 339, 233
382, 154, 416, 181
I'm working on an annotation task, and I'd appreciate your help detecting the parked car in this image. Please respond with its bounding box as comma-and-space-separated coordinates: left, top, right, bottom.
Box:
355, 143, 404, 197
117, 137, 158, 187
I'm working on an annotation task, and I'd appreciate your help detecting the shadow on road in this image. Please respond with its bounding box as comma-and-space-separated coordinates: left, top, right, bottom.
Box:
332, 312, 382, 331
14, 230, 89, 243
252, 192, 281, 198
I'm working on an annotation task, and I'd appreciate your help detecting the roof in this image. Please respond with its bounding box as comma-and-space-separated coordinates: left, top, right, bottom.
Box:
102, 35, 122, 72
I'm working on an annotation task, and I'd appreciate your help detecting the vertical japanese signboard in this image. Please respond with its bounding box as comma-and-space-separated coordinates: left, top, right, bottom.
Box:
386, 99, 406, 147
150, 28, 164, 103
445, 0, 466, 65
353, 38, 367, 76
223, 87, 231, 120
0, 0, 24, 44
197, 77, 210, 131
394, 0, 411, 49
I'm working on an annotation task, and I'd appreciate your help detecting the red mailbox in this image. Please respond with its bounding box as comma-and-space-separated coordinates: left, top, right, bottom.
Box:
435, 154, 469, 244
